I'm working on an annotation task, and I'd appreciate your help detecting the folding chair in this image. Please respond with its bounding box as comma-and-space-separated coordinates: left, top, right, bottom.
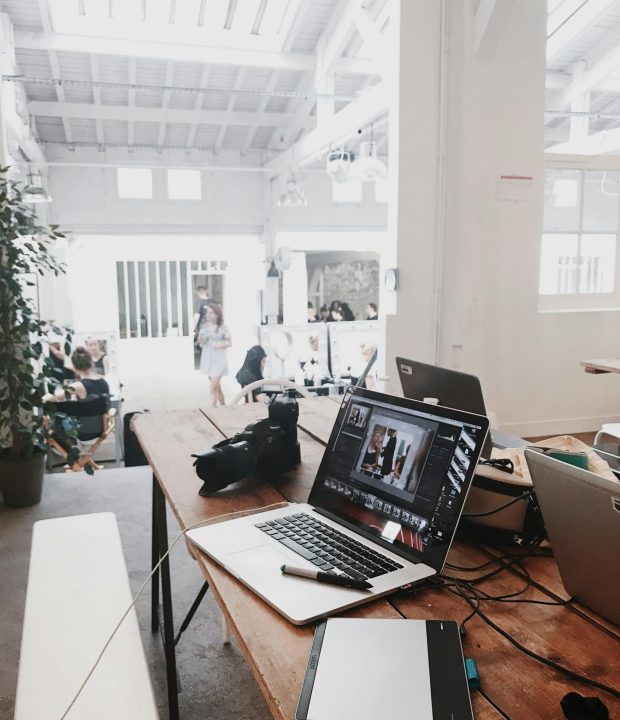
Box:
46, 396, 116, 472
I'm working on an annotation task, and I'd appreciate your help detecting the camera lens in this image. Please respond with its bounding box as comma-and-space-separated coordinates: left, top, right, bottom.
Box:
196, 439, 258, 496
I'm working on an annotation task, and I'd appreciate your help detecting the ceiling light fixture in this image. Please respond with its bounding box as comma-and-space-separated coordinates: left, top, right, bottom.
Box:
267, 259, 280, 278
326, 147, 355, 183
277, 176, 307, 207
22, 170, 52, 204
351, 125, 387, 183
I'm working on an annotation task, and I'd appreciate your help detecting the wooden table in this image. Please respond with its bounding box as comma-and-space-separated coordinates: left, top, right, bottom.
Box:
133, 398, 620, 720
581, 358, 620, 374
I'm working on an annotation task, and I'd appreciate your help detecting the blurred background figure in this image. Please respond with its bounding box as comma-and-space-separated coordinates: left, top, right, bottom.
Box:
360, 343, 377, 389
318, 305, 330, 323
47, 337, 74, 385
47, 346, 110, 401
340, 302, 355, 321
366, 302, 378, 320
236, 345, 267, 402
86, 337, 110, 375
198, 303, 232, 407
307, 301, 319, 323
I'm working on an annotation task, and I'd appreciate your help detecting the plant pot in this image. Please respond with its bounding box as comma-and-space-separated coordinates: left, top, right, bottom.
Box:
0, 453, 45, 508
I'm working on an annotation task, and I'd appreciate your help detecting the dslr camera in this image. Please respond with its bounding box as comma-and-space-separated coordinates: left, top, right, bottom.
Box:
193, 390, 301, 496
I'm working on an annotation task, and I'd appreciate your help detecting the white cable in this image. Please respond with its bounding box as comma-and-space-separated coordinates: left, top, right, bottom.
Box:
57, 500, 290, 720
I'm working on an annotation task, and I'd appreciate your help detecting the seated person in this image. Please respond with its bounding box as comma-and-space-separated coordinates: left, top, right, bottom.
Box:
44, 347, 111, 455
46, 340, 75, 384
46, 346, 110, 402
86, 338, 110, 375
235, 345, 267, 402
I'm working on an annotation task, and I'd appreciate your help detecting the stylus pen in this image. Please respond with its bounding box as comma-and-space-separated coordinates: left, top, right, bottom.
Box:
280, 564, 372, 590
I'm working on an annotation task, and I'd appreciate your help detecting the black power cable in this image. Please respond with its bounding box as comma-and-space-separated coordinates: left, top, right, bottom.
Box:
461, 491, 533, 518
452, 581, 620, 700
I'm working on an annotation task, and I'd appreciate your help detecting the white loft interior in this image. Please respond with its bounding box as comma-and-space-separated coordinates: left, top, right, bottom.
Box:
2, 0, 620, 434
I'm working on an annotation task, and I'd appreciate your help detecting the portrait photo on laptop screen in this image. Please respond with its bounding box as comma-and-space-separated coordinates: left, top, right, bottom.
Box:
310, 389, 486, 569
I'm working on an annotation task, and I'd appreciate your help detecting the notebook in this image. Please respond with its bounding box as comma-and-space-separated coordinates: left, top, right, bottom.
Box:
187, 387, 489, 625
296, 618, 474, 720
525, 449, 620, 625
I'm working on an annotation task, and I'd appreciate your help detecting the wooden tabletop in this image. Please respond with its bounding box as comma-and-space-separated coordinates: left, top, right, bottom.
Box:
581, 358, 620, 374
133, 398, 620, 720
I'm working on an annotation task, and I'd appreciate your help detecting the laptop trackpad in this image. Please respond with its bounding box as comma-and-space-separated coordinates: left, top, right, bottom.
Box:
228, 544, 294, 583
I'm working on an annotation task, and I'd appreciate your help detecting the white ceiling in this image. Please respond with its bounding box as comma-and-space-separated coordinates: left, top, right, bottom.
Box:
545, 0, 620, 152
5, 0, 620, 167
0, 0, 387, 168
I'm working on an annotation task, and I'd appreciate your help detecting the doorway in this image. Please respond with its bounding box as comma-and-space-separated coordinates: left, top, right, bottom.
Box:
191, 273, 225, 370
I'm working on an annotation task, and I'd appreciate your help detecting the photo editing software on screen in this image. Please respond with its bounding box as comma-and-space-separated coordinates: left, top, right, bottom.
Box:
310, 394, 485, 566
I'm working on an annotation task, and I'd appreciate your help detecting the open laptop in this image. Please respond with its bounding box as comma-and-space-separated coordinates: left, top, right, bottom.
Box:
187, 387, 489, 624
525, 449, 620, 626
396, 357, 494, 458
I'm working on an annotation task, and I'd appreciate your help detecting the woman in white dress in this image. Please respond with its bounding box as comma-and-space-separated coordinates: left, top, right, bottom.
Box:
197, 303, 232, 407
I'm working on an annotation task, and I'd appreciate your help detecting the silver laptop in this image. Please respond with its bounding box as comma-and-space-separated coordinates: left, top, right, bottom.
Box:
187, 387, 489, 624
525, 449, 620, 626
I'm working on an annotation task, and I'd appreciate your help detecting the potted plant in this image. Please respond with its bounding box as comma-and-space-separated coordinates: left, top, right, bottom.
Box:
0, 166, 77, 506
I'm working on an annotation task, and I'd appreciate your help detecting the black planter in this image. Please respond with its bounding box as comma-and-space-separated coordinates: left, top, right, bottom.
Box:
0, 452, 45, 507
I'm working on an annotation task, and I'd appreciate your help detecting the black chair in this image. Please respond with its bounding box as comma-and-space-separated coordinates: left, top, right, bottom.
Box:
46, 395, 115, 472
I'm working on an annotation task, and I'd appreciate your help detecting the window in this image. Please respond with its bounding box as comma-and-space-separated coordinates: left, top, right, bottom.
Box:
116, 259, 226, 339
167, 169, 202, 200
117, 167, 153, 199
332, 180, 362, 204
539, 168, 620, 310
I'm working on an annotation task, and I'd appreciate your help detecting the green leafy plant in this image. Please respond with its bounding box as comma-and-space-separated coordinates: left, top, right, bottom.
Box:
0, 166, 79, 466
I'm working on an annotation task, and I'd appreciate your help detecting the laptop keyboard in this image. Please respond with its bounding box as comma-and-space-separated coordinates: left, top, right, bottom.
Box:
255, 512, 403, 581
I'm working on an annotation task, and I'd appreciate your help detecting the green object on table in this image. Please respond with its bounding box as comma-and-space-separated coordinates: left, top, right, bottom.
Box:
544, 449, 589, 470
465, 658, 481, 689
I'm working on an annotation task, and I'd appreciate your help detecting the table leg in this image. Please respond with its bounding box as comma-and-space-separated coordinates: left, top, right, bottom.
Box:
153, 476, 180, 720
151, 476, 160, 633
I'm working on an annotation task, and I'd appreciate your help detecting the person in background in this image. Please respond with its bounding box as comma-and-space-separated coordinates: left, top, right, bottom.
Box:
307, 301, 319, 323
318, 305, 330, 322
46, 346, 110, 401
86, 338, 110, 375
47, 340, 74, 384
366, 302, 378, 320
198, 303, 232, 407
236, 345, 267, 402
193, 286, 215, 333
360, 343, 377, 390
330, 301, 343, 321
340, 302, 355, 321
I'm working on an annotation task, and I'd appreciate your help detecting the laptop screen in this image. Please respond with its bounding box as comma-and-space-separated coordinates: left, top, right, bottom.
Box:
308, 388, 489, 571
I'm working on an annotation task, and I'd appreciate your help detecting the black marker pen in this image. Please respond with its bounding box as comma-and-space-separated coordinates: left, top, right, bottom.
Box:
280, 564, 372, 590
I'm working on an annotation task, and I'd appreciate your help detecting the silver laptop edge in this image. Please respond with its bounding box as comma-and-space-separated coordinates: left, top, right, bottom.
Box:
525, 449, 620, 626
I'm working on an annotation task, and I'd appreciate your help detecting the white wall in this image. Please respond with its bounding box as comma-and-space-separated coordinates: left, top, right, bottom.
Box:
387, 0, 620, 437
48, 166, 387, 234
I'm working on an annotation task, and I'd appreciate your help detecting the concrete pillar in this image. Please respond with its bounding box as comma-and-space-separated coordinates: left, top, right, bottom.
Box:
384, 0, 444, 375
385, 0, 546, 424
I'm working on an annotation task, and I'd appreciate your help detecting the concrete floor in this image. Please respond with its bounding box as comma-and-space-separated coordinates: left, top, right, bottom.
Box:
0, 466, 272, 720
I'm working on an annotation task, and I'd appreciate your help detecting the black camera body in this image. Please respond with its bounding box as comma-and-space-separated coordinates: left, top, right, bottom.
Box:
193, 390, 301, 496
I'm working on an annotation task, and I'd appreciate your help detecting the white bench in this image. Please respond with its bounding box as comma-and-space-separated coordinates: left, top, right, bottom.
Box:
15, 512, 159, 720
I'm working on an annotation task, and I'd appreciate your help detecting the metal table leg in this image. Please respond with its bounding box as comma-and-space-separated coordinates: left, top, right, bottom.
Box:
151, 476, 160, 633
152, 475, 180, 720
